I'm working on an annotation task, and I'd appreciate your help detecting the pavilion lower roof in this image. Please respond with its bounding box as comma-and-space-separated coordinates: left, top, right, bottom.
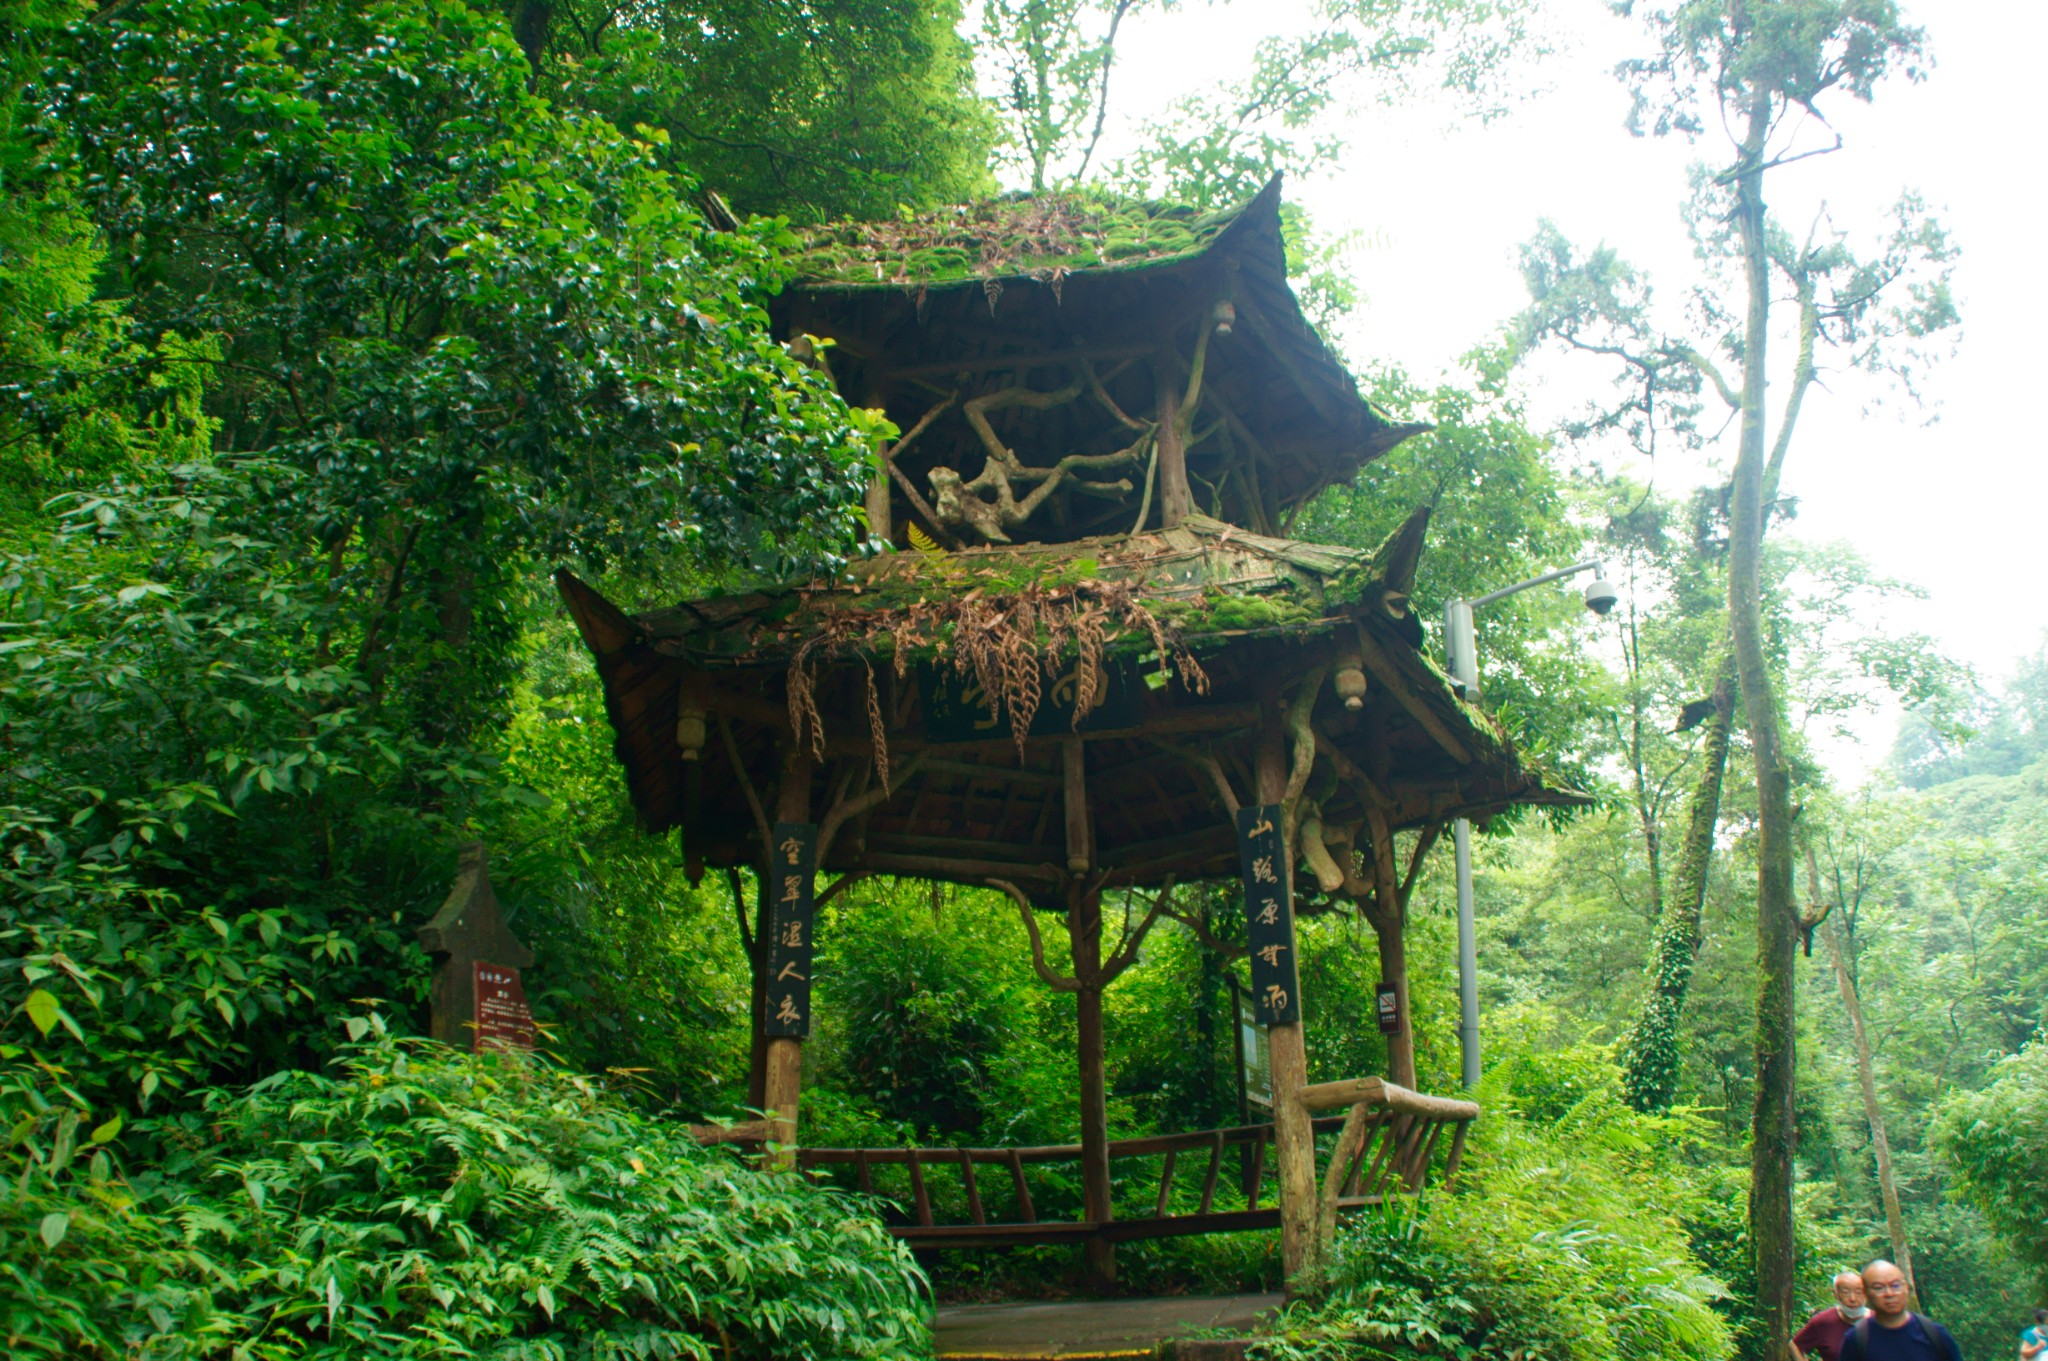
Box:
557, 518, 1585, 899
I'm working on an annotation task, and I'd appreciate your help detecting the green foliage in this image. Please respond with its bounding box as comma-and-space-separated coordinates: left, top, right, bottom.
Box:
53, 0, 882, 597
1614, 0, 1926, 142
1930, 1038, 2048, 1293
1, 1019, 932, 1358
814, 884, 1029, 1137
1296, 353, 1605, 792
507, 0, 994, 223
0, 465, 466, 1117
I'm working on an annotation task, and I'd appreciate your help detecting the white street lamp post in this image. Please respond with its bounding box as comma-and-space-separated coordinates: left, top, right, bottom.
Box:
1443, 560, 1615, 1090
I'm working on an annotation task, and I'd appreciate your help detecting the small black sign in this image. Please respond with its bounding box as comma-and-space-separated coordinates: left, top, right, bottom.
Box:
917, 658, 1144, 743
764, 821, 817, 1038
1237, 803, 1301, 1026
1375, 983, 1401, 1036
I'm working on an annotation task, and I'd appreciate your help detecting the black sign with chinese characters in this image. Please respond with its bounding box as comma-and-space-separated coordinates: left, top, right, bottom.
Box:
1237, 803, 1301, 1026
764, 821, 817, 1038
916, 658, 1143, 743
1375, 983, 1401, 1036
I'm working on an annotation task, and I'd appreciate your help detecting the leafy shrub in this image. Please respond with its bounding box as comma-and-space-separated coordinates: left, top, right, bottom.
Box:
1254, 1040, 1732, 1361
1, 1020, 933, 1359
1930, 1037, 2048, 1292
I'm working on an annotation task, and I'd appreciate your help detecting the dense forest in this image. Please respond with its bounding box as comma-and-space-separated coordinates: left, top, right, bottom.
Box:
1, 1, 2041, 1358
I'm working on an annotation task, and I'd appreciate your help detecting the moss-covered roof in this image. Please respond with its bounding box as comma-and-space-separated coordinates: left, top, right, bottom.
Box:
789, 189, 1252, 290
621, 514, 1387, 664
556, 508, 1588, 880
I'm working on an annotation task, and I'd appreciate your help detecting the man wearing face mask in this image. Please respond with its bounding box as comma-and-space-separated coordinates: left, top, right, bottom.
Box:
1794, 1272, 1872, 1361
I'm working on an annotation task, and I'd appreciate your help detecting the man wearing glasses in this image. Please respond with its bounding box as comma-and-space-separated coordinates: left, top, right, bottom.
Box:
1840, 1260, 1963, 1361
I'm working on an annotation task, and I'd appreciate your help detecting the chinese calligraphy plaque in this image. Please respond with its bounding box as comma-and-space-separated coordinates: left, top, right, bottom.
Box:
764, 821, 817, 1038
1236, 803, 1301, 1025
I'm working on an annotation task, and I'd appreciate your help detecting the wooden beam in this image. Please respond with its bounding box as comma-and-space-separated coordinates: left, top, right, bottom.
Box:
1063, 738, 1092, 873
887, 342, 1154, 382
1227, 285, 1353, 433
1350, 627, 1472, 766
857, 853, 1063, 883
819, 701, 1262, 758
919, 757, 1062, 788
1297, 1078, 1479, 1122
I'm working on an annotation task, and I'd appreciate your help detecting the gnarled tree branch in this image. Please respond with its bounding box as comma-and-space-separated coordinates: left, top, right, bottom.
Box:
991, 879, 1083, 992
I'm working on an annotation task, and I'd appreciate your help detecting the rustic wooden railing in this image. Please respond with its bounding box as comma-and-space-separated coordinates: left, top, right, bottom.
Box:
1298, 1077, 1479, 1252
794, 1077, 1477, 1250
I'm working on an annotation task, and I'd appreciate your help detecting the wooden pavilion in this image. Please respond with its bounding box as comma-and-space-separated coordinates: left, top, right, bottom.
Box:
558, 177, 1580, 1287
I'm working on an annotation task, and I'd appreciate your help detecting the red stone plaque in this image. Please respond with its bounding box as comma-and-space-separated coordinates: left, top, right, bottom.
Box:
473, 961, 536, 1052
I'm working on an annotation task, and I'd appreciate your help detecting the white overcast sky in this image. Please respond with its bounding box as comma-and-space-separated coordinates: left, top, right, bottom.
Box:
978, 0, 2048, 773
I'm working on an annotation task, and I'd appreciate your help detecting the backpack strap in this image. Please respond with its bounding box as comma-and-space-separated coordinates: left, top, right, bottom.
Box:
1853, 1315, 1872, 1359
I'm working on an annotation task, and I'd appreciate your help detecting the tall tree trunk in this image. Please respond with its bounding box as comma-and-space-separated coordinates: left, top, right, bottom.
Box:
1731, 79, 1800, 1360
1813, 851, 1915, 1304
1619, 652, 1737, 1110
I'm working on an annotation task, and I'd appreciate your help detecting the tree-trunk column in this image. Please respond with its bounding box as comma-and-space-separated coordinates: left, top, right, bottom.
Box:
1153, 360, 1192, 528
1257, 704, 1317, 1287
1365, 807, 1416, 1089
1071, 884, 1117, 1287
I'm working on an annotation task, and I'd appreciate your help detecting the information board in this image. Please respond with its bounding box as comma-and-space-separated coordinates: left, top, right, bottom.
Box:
473, 961, 536, 1052
1234, 983, 1273, 1109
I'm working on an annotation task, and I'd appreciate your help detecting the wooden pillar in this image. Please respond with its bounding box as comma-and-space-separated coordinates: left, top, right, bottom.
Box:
1153, 360, 1192, 528
763, 747, 813, 1159
1365, 807, 1417, 1089
1256, 699, 1318, 1287
1071, 882, 1116, 1288
1063, 737, 1115, 1286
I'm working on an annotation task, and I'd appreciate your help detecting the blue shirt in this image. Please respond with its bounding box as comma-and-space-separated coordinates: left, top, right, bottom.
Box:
1840, 1314, 1961, 1361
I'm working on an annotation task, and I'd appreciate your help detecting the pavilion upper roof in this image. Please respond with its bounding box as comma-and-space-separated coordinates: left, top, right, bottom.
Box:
771, 177, 1424, 548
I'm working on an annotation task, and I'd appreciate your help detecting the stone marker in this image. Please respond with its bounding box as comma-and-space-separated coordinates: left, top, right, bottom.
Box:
417, 842, 536, 1051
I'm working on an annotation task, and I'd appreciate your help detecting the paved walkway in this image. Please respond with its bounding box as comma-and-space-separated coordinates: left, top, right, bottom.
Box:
934, 1293, 1283, 1358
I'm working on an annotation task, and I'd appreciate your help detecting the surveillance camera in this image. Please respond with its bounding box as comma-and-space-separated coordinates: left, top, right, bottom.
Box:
1583, 577, 1619, 616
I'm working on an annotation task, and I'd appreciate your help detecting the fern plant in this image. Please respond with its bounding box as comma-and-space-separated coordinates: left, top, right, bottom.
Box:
2, 1016, 932, 1359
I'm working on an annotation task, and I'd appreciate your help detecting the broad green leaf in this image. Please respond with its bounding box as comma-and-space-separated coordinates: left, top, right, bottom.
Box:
23, 989, 58, 1037
38, 1213, 68, 1249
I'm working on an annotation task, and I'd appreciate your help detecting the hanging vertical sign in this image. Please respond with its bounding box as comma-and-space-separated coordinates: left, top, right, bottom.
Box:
764, 822, 817, 1038
1375, 983, 1401, 1036
1237, 803, 1301, 1025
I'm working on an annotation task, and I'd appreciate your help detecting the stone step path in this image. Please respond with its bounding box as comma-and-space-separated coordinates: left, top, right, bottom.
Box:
934, 1292, 1283, 1359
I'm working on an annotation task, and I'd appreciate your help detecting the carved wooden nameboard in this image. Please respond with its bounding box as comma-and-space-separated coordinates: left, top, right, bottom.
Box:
417, 843, 536, 1051
1237, 804, 1301, 1025
763, 822, 817, 1038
